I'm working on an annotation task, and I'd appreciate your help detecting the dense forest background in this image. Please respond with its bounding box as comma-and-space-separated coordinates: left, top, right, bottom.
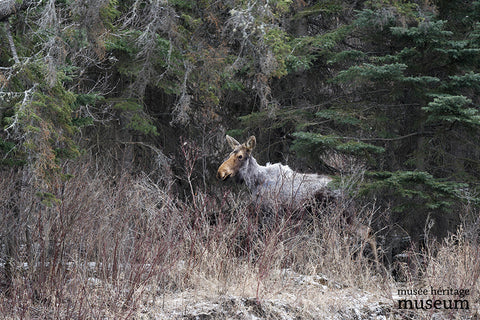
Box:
2, 0, 479, 237
0, 0, 480, 318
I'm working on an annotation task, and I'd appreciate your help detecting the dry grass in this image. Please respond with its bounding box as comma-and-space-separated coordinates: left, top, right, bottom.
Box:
0, 158, 478, 319
391, 222, 480, 319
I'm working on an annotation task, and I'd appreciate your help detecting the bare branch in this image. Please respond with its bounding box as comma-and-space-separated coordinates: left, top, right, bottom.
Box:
2, 21, 19, 64
170, 61, 192, 126
0, 0, 35, 21
327, 131, 424, 142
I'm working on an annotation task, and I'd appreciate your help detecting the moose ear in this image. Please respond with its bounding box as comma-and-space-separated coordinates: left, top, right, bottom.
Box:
245, 136, 256, 151
226, 135, 241, 149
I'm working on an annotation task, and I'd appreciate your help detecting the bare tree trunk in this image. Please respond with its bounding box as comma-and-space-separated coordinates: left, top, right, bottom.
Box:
0, 0, 34, 21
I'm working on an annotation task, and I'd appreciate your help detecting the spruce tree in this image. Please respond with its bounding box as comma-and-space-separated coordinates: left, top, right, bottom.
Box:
289, 0, 480, 218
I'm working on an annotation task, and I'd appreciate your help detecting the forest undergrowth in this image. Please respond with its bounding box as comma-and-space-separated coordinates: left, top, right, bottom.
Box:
0, 154, 478, 319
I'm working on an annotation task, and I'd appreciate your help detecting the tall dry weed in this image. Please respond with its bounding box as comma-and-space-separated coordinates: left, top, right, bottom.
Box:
2, 154, 477, 319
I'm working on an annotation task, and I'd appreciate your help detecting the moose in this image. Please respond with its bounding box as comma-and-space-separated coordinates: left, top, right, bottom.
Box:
217, 135, 339, 209
217, 135, 379, 268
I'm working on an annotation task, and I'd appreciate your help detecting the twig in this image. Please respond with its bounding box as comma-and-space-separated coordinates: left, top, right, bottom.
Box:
308, 131, 424, 142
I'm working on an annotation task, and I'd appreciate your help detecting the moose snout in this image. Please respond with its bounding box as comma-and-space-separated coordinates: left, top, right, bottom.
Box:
216, 169, 231, 181
217, 157, 237, 181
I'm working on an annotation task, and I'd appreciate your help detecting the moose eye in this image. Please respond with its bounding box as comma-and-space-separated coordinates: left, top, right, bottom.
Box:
238, 155, 243, 160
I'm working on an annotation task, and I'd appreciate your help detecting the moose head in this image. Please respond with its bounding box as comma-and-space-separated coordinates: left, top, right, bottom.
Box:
216, 135, 256, 181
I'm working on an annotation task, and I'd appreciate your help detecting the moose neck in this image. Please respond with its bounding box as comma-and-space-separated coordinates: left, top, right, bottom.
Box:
238, 155, 264, 191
